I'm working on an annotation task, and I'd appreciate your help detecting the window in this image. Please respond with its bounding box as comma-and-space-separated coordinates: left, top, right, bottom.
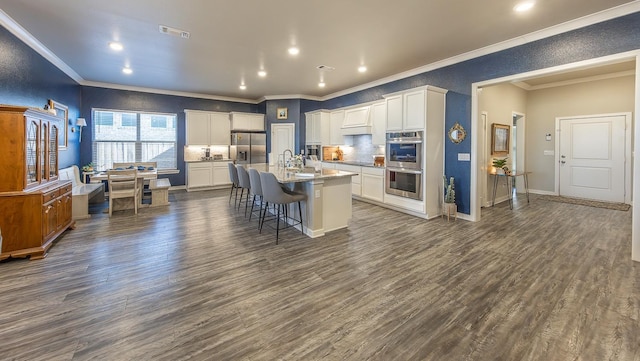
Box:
92, 109, 177, 170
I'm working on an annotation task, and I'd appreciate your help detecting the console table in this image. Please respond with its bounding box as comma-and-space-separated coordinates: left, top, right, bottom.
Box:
491, 171, 531, 210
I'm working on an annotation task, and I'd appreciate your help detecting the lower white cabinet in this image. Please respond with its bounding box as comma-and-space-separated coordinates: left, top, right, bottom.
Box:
335, 164, 361, 196
212, 162, 231, 186
187, 161, 232, 190
361, 167, 384, 202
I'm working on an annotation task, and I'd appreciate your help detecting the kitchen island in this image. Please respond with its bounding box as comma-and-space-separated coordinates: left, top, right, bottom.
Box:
246, 165, 358, 238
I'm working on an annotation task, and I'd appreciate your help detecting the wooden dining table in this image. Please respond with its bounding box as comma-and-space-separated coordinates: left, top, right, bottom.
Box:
91, 170, 158, 212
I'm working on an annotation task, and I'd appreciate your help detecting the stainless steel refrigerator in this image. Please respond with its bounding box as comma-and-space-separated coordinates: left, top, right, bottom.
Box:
230, 132, 266, 164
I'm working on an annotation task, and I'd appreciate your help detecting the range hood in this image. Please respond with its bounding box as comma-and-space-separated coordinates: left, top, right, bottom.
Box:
341, 106, 372, 135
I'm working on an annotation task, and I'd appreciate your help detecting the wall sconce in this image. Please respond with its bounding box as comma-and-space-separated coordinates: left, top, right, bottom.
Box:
72, 118, 87, 142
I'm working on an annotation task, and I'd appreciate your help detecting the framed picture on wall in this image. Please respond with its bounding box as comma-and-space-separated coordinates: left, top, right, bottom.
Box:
277, 107, 288, 120
48, 99, 68, 150
491, 123, 510, 155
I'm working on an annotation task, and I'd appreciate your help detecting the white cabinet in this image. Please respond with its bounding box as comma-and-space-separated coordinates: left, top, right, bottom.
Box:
329, 110, 353, 146
341, 106, 371, 135
385, 94, 403, 131
370, 102, 386, 146
382, 85, 448, 218
321, 162, 336, 169
212, 161, 231, 186
305, 110, 330, 145
187, 161, 232, 190
185, 110, 231, 145
230, 112, 264, 131
384, 86, 447, 132
362, 167, 384, 203
187, 163, 213, 189
404, 89, 426, 130
361, 167, 385, 203
335, 164, 361, 196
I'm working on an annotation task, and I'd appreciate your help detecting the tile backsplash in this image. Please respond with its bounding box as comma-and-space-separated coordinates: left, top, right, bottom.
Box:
184, 145, 229, 161
325, 135, 384, 163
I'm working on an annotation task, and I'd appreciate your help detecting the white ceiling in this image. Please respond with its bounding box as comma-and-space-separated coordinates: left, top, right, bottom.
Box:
0, 0, 638, 101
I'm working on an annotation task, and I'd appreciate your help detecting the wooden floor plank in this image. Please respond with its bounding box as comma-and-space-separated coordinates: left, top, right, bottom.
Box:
0, 190, 638, 360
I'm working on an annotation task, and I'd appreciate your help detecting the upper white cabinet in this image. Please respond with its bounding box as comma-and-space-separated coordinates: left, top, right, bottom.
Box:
329, 110, 353, 146
185, 110, 231, 145
230, 112, 265, 131
305, 110, 330, 145
384, 86, 447, 131
370, 102, 386, 146
385, 94, 403, 131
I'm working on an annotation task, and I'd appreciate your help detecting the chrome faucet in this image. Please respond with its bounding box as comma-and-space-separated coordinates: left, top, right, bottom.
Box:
282, 149, 293, 167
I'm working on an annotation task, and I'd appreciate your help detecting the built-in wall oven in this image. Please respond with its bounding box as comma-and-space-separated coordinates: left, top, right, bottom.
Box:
386, 132, 422, 169
386, 168, 423, 200
385, 131, 423, 200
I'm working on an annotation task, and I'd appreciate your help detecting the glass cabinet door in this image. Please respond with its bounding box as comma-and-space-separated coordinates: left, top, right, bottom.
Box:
49, 123, 58, 180
40, 122, 48, 182
26, 119, 39, 185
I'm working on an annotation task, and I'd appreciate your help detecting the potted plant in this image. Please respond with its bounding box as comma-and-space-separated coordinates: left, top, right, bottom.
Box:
442, 176, 457, 221
81, 162, 95, 172
492, 157, 509, 175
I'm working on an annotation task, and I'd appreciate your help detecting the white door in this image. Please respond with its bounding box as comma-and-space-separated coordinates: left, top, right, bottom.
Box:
558, 114, 626, 202
270, 123, 295, 166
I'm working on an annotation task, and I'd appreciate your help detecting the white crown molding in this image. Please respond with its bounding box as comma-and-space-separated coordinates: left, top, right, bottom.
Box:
80, 80, 260, 104
0, 9, 83, 83
512, 69, 636, 91
259, 94, 323, 102
2, 2, 639, 104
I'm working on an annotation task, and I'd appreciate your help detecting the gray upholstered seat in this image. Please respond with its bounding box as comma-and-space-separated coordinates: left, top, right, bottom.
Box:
228, 163, 240, 206
236, 165, 251, 215
259, 171, 306, 244
248, 168, 264, 222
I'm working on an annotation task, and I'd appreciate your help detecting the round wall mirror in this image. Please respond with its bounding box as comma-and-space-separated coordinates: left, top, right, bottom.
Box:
448, 122, 466, 144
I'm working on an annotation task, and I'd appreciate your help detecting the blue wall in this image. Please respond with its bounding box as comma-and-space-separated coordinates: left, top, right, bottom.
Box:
81, 87, 259, 186
2, 11, 640, 213
0, 26, 81, 168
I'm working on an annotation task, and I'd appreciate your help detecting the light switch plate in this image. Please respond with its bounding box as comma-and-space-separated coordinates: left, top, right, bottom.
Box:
543, 150, 554, 156
458, 153, 471, 161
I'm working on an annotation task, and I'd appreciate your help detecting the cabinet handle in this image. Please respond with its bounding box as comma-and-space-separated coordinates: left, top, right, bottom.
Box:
45, 205, 53, 214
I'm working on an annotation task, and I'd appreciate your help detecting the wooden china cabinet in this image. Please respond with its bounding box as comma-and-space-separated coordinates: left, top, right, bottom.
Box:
0, 105, 75, 260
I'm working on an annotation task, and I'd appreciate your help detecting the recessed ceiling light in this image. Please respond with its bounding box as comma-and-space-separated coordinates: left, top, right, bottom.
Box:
258, 70, 267, 77
288, 47, 300, 55
239, 84, 247, 90
513, 1, 535, 12
358, 65, 367, 73
318, 82, 326, 88
122, 67, 133, 74
109, 42, 123, 51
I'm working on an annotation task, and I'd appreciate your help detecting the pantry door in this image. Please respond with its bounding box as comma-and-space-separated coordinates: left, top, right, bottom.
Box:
270, 123, 295, 166
558, 113, 629, 203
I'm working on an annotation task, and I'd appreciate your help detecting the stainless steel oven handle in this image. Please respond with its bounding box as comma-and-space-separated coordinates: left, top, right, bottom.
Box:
386, 167, 423, 174
386, 140, 422, 144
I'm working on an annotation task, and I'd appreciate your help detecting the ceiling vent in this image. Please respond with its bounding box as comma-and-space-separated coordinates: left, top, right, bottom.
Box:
316, 65, 335, 71
159, 25, 190, 39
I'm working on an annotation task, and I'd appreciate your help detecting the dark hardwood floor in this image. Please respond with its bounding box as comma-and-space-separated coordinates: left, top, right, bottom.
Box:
1, 190, 638, 360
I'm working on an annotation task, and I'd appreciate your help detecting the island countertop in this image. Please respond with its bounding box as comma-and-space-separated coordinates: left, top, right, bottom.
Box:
244, 165, 358, 183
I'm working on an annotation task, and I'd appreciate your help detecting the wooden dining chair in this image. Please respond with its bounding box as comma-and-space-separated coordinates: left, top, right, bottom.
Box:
107, 169, 139, 217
